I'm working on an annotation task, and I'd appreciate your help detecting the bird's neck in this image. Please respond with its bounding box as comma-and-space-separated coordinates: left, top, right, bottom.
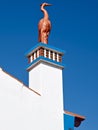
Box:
41, 6, 49, 19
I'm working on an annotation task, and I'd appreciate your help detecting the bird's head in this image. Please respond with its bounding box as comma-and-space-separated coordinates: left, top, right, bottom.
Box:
40, 2, 52, 7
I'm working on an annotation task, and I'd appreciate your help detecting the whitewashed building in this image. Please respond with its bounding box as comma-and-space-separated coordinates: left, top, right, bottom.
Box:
0, 42, 85, 130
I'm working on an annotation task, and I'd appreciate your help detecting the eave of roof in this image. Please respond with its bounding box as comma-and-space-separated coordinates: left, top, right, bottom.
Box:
0, 68, 41, 96
64, 110, 85, 127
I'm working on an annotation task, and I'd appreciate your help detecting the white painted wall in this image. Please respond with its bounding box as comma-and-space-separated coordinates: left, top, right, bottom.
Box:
29, 62, 64, 130
0, 68, 40, 130
0, 62, 64, 130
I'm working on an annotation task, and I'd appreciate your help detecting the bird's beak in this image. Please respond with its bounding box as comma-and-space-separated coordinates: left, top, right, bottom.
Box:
47, 4, 52, 6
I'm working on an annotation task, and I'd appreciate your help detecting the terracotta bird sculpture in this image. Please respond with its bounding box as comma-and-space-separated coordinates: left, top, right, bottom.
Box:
38, 3, 52, 44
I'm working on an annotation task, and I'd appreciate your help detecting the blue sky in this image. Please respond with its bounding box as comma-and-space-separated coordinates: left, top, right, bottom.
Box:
0, 0, 97, 130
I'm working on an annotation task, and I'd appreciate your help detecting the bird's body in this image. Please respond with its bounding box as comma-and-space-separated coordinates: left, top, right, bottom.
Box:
38, 3, 52, 44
